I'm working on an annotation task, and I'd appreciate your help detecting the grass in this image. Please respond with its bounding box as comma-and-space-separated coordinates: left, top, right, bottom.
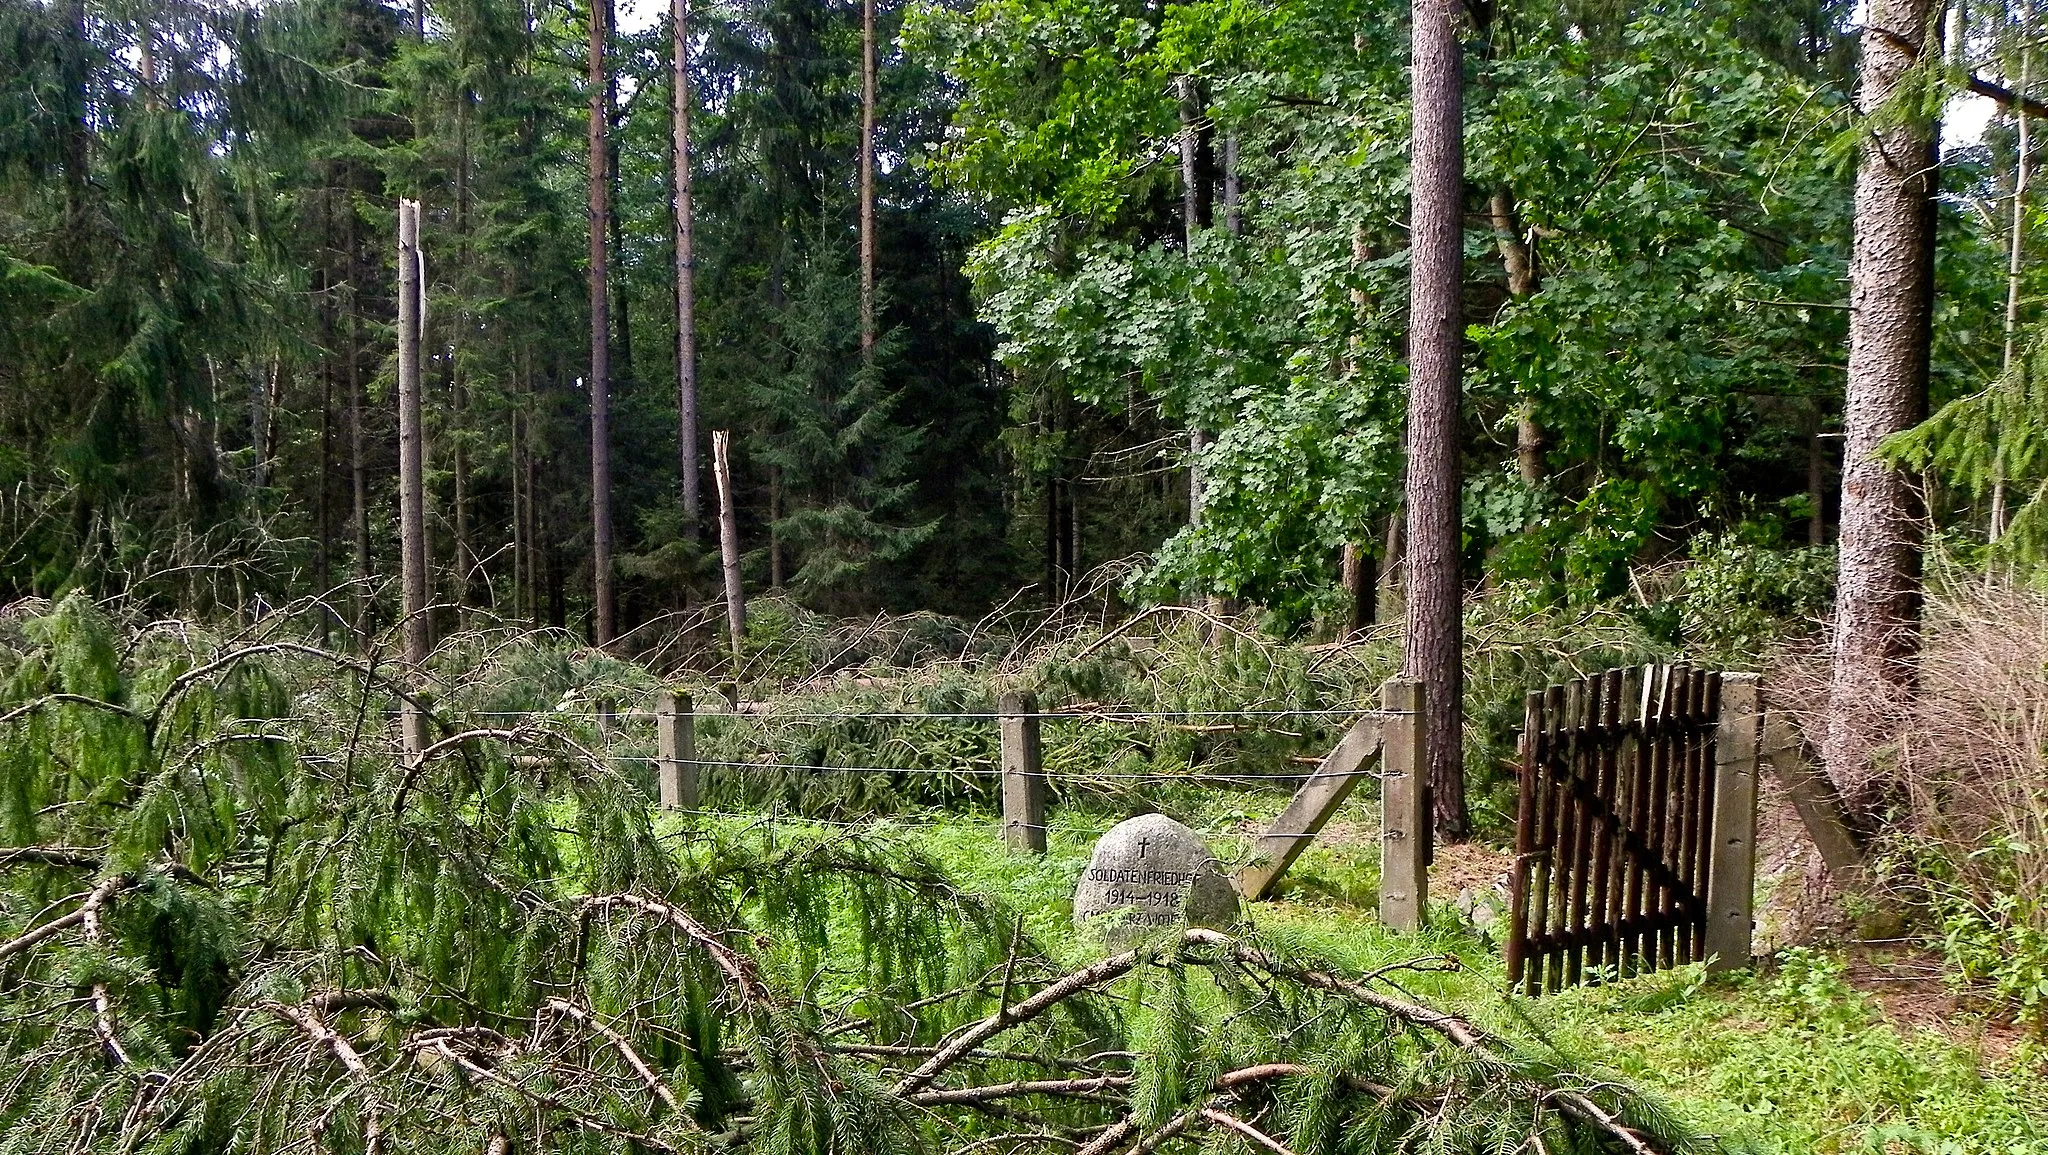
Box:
652, 791, 2048, 1155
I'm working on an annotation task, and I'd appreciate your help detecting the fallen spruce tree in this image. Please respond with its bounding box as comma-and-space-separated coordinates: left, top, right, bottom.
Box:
0, 596, 1707, 1154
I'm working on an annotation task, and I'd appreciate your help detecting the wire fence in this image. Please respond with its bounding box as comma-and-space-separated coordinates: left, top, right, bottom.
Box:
202, 702, 1382, 785
453, 707, 1370, 722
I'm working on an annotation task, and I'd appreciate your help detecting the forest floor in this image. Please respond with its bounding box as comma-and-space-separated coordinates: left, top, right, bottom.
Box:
654, 787, 2046, 1154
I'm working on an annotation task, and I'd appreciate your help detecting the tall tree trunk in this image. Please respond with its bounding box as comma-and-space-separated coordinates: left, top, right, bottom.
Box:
1994, 35, 2033, 543
316, 195, 334, 642
1341, 543, 1377, 634
512, 402, 525, 622
249, 359, 269, 490
346, 198, 371, 641
713, 431, 746, 663
397, 200, 431, 671
1406, 0, 1470, 841
57, 0, 88, 286
1380, 502, 1405, 614
1808, 410, 1828, 546
1824, 0, 1939, 818
768, 465, 785, 589
672, 0, 701, 539
1045, 473, 1059, 599
588, 0, 617, 646
1488, 186, 1544, 485
1222, 133, 1242, 236
1178, 74, 1210, 531
452, 362, 471, 626
859, 0, 878, 357
453, 89, 473, 626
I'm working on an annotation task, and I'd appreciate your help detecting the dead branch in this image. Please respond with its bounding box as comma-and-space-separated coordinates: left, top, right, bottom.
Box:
827, 1042, 1128, 1072
542, 997, 687, 1118
890, 933, 1186, 1096
907, 1075, 1133, 1107
267, 1001, 384, 1155
418, 1037, 677, 1154
0, 875, 125, 963
1073, 1119, 1140, 1155
1204, 934, 1663, 1154
1200, 1109, 1302, 1155
143, 641, 432, 745
81, 895, 130, 1066
0, 694, 140, 728
581, 894, 776, 1010
0, 846, 103, 869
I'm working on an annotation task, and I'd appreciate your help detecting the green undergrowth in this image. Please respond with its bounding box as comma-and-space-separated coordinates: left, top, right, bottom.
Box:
619, 595, 1676, 837
658, 806, 2048, 1155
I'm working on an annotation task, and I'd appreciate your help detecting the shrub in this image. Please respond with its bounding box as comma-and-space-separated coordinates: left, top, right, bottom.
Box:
1889, 583, 2048, 1027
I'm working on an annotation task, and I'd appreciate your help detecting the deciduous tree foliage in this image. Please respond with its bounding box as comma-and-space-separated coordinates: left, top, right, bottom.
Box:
0, 0, 2038, 837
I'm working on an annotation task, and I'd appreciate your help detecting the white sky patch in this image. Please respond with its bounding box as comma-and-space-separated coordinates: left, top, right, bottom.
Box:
1943, 91, 1997, 151
617, 0, 663, 37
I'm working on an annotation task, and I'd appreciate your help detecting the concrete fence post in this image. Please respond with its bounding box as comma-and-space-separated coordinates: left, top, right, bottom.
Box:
1705, 673, 1760, 973
1379, 677, 1428, 931
999, 692, 1046, 854
657, 689, 697, 811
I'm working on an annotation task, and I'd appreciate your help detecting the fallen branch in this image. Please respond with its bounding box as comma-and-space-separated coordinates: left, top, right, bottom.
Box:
0, 875, 126, 963
1206, 935, 1663, 1155
267, 1001, 384, 1155
890, 934, 1184, 1096
0, 846, 103, 870
419, 1037, 677, 1154
543, 997, 686, 1117
0, 693, 141, 729
1201, 1108, 1302, 1155
907, 1075, 1133, 1107
81, 895, 130, 1066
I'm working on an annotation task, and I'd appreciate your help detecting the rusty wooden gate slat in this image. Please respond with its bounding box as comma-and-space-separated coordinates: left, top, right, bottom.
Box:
1505, 664, 1729, 995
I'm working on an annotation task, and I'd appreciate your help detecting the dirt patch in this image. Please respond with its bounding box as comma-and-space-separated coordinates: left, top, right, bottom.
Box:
1837, 945, 2033, 1064
1431, 839, 1515, 901
1752, 781, 2033, 1062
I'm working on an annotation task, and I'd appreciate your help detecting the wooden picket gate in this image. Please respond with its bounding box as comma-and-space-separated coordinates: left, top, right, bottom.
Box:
1505, 665, 1759, 995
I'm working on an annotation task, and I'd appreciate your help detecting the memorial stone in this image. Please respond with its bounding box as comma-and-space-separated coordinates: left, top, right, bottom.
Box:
1073, 814, 1239, 942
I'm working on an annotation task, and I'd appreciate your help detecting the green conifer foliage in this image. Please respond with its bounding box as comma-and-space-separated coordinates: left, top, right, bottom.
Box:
0, 596, 1699, 1153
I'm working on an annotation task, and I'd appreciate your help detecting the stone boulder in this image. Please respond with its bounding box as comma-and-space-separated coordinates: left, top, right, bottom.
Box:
1073, 814, 1240, 944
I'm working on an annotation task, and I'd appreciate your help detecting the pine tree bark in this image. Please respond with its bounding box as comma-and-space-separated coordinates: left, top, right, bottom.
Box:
346, 198, 371, 640
508, 337, 524, 622
768, 465, 784, 590
713, 431, 746, 663
672, 0, 701, 539
859, 0, 878, 357
1178, 74, 1210, 531
1824, 0, 1939, 818
397, 200, 431, 671
1405, 0, 1470, 841
57, 0, 88, 286
1340, 543, 1377, 634
316, 203, 334, 643
588, 0, 617, 646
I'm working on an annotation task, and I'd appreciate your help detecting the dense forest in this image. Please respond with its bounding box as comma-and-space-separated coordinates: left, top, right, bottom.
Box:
3, 0, 2047, 1150
1, 0, 2034, 640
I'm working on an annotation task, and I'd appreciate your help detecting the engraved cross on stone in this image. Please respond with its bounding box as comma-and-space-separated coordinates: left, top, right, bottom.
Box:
1136, 837, 1151, 858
